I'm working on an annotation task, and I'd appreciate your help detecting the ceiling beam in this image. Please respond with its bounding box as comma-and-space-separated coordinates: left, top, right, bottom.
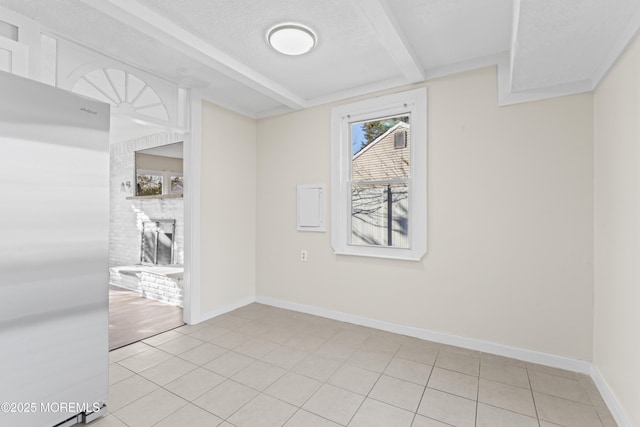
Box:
354, 0, 425, 83
80, 0, 308, 110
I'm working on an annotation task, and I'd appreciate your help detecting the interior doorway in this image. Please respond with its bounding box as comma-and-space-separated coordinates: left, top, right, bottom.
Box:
108, 133, 186, 350
63, 64, 192, 350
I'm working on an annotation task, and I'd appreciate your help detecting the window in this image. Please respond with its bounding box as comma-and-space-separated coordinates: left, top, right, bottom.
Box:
136, 173, 163, 196
135, 142, 184, 197
136, 169, 183, 197
331, 88, 427, 260
170, 175, 184, 195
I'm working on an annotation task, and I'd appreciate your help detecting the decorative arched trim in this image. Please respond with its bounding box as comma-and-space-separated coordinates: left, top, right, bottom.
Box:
72, 68, 170, 123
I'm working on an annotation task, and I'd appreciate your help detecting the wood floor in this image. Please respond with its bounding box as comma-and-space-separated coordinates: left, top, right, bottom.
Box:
109, 285, 184, 351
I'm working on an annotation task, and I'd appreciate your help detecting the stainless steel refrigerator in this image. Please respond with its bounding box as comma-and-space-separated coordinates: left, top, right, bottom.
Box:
0, 70, 109, 427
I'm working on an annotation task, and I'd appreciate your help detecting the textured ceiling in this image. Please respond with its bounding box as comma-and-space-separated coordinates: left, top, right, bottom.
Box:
135, 0, 403, 100
393, 0, 513, 71
511, 0, 640, 92
1, 0, 639, 119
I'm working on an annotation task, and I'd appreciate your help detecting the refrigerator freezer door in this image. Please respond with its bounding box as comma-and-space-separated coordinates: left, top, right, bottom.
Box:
0, 71, 110, 427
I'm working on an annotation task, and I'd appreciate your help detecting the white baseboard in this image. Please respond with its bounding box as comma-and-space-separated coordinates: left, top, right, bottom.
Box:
195, 296, 256, 324
256, 295, 591, 374
591, 365, 634, 427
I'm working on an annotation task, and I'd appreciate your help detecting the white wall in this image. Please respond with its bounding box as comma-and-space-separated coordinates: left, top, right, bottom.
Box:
256, 67, 595, 361
593, 34, 640, 426
199, 101, 257, 315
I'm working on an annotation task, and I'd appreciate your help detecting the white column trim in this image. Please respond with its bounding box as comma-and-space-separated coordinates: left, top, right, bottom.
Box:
182, 91, 202, 324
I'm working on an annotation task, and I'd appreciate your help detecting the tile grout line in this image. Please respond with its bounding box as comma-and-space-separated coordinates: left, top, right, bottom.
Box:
343, 336, 411, 426
415, 346, 440, 425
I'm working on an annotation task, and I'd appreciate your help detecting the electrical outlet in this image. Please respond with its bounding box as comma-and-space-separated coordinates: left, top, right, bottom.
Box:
300, 250, 308, 262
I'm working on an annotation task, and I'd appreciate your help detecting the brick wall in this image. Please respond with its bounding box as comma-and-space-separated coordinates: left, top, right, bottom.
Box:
110, 132, 184, 268
140, 271, 184, 306
109, 266, 184, 307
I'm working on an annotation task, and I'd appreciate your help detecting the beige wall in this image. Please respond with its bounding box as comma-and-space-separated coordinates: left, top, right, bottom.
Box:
136, 152, 183, 173
256, 67, 595, 360
594, 35, 640, 425
199, 101, 256, 314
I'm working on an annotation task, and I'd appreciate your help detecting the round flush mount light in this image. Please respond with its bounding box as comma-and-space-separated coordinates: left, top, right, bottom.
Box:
267, 23, 317, 56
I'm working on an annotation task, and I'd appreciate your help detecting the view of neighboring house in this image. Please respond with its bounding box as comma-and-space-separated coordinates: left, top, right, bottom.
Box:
351, 122, 410, 247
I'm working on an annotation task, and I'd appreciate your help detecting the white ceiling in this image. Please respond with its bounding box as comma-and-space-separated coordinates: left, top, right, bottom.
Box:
1, 0, 639, 119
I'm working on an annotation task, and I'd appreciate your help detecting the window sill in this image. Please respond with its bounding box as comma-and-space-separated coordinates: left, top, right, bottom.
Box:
332, 248, 425, 262
126, 194, 184, 200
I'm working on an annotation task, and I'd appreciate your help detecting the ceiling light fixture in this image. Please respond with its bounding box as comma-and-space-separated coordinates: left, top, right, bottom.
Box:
267, 23, 317, 56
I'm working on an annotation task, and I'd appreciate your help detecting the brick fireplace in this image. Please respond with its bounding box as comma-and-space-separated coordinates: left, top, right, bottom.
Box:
109, 132, 184, 306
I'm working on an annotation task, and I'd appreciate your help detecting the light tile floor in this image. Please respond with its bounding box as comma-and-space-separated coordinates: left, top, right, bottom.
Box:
89, 303, 617, 427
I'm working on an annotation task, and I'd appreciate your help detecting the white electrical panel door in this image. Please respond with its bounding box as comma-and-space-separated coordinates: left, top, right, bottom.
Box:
297, 184, 326, 232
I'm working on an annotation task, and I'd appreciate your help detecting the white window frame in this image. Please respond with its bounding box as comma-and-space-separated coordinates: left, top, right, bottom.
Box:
331, 87, 427, 261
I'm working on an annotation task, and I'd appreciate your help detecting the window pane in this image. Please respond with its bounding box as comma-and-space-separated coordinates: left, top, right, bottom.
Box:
170, 176, 184, 195
136, 174, 163, 196
352, 115, 410, 181
351, 183, 409, 248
